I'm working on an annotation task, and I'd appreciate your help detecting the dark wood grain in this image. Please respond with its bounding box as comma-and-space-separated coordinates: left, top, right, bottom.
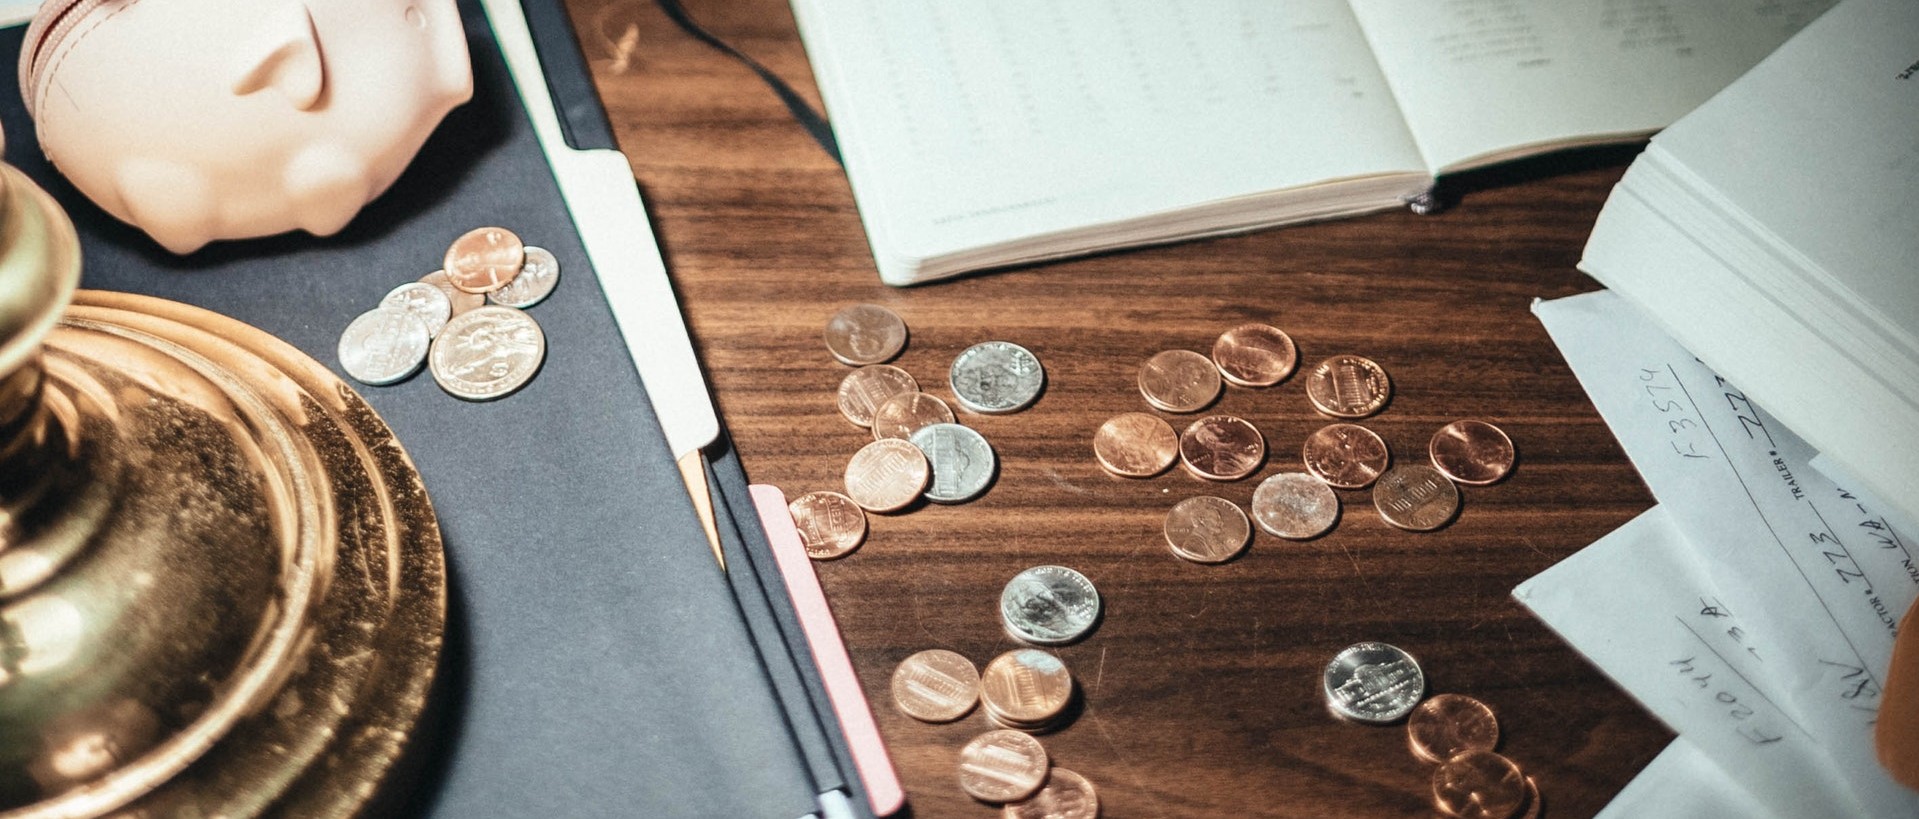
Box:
566, 1, 1668, 815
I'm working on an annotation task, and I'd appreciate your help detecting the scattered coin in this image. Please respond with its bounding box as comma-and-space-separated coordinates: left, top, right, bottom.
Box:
1430, 750, 1527, 819
338, 307, 430, 386
428, 305, 547, 401
1211, 323, 1298, 387
1137, 349, 1222, 413
380, 281, 453, 338
420, 269, 486, 317
836, 365, 920, 428
957, 729, 1051, 803
787, 490, 868, 560
444, 226, 527, 294
950, 341, 1045, 414
1003, 767, 1099, 819
843, 438, 930, 513
1322, 642, 1426, 725
1250, 472, 1339, 540
1372, 464, 1461, 532
1163, 496, 1251, 564
1429, 419, 1516, 486
871, 391, 956, 441
1407, 694, 1501, 765
1301, 422, 1392, 490
891, 649, 980, 723
980, 649, 1074, 730
489, 245, 561, 309
824, 303, 908, 366
1304, 354, 1392, 419
1092, 412, 1179, 478
1517, 776, 1543, 819
910, 423, 998, 503
1000, 565, 1101, 646
1177, 415, 1265, 481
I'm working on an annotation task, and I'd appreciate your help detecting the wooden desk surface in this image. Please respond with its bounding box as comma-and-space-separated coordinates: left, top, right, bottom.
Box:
566, 0, 1668, 815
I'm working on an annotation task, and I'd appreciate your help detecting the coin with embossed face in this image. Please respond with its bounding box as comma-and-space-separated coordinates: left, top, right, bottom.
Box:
380, 281, 452, 338
1302, 423, 1392, 489
1003, 767, 1099, 819
787, 490, 867, 560
1251, 472, 1339, 540
1093, 412, 1179, 478
957, 729, 1050, 803
1000, 566, 1100, 646
1429, 420, 1515, 486
825, 304, 908, 366
1373, 464, 1460, 532
1431, 750, 1526, 819
339, 307, 429, 386
1211, 323, 1297, 387
1305, 354, 1391, 419
489, 245, 561, 309
420, 269, 486, 317
872, 392, 956, 441
980, 649, 1074, 728
836, 365, 920, 428
1407, 693, 1500, 764
843, 438, 930, 513
428, 306, 546, 400
1138, 349, 1222, 413
1322, 642, 1425, 725
1178, 415, 1265, 481
891, 649, 980, 723
444, 226, 527, 294
911, 423, 997, 503
1164, 496, 1251, 563
950, 341, 1045, 414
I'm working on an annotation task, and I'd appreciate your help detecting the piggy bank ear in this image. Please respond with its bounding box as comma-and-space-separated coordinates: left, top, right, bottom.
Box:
230, 4, 325, 111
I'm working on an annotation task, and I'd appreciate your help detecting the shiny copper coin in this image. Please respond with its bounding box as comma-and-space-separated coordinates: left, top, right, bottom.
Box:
787, 490, 868, 560
871, 391, 956, 441
1092, 412, 1178, 478
844, 438, 930, 513
1304, 354, 1392, 419
1211, 323, 1298, 387
443, 226, 527, 294
1002, 767, 1099, 819
980, 649, 1074, 728
1429, 420, 1516, 486
1301, 422, 1392, 489
957, 729, 1050, 803
1251, 472, 1340, 540
824, 303, 908, 366
1372, 464, 1460, 532
420, 269, 485, 317
890, 649, 980, 723
1177, 415, 1265, 481
1163, 496, 1251, 563
1407, 693, 1501, 764
1431, 750, 1527, 819
836, 364, 919, 428
1138, 349, 1222, 413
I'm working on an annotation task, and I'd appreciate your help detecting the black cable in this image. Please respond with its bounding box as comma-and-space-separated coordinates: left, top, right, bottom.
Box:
652, 0, 843, 164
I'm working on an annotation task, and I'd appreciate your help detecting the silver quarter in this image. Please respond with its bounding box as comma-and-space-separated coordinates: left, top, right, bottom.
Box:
949, 341, 1044, 414
489, 245, 561, 309
380, 281, 453, 338
1322, 642, 1426, 725
338, 306, 429, 386
908, 423, 997, 503
1000, 565, 1100, 646
428, 305, 547, 401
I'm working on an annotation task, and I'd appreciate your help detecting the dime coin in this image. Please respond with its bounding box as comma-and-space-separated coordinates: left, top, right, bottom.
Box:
1211, 323, 1298, 387
957, 730, 1050, 803
871, 392, 956, 441
1407, 693, 1501, 764
1304, 354, 1392, 419
910, 423, 997, 503
1137, 349, 1221, 413
1251, 472, 1339, 540
980, 649, 1074, 727
1429, 420, 1516, 486
1431, 750, 1527, 819
1372, 464, 1460, 532
489, 245, 561, 308
1177, 415, 1265, 481
1163, 496, 1251, 564
428, 305, 547, 401
1092, 412, 1178, 478
1301, 423, 1392, 489
380, 281, 453, 338
843, 438, 930, 513
836, 364, 919, 428
890, 649, 980, 723
950, 341, 1045, 414
1003, 767, 1099, 819
1322, 642, 1425, 725
787, 490, 868, 560
420, 269, 486, 317
444, 226, 527, 294
1000, 566, 1100, 646
824, 303, 908, 366
338, 307, 430, 386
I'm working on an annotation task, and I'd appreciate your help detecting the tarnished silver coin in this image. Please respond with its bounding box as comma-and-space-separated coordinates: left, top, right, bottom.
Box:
338, 307, 430, 386
1322, 642, 1426, 725
489, 245, 561, 309
909, 423, 997, 503
1251, 472, 1340, 540
1000, 565, 1100, 646
428, 305, 547, 401
950, 341, 1045, 414
380, 281, 453, 338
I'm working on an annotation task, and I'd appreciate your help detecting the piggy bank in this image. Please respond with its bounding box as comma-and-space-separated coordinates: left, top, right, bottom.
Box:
18, 0, 473, 253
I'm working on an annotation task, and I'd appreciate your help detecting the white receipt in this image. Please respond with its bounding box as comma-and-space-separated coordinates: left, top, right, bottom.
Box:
1595, 737, 1773, 819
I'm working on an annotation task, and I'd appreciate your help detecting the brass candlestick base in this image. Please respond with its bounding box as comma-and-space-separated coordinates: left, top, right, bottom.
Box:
0, 165, 444, 817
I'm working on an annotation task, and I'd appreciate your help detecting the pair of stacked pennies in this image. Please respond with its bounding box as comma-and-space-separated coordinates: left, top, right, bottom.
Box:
336, 227, 556, 401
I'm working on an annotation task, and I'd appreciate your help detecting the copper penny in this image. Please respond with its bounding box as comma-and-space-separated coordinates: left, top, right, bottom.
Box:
1407, 693, 1501, 764
1092, 412, 1178, 478
1251, 472, 1340, 540
957, 729, 1050, 803
1429, 420, 1515, 486
1177, 415, 1265, 481
1301, 423, 1392, 489
1163, 496, 1251, 563
980, 649, 1073, 728
787, 490, 868, 560
1138, 349, 1222, 413
836, 365, 919, 428
1304, 354, 1392, 419
871, 392, 956, 441
420, 269, 485, 317
1431, 750, 1527, 819
843, 438, 930, 513
824, 304, 908, 366
443, 226, 527, 294
1372, 464, 1460, 532
1516, 776, 1542, 819
1211, 323, 1298, 387
890, 649, 980, 723
1002, 767, 1099, 819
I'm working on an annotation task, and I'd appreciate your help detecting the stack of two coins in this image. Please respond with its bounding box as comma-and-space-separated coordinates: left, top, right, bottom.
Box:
979, 649, 1076, 733
1411, 695, 1540, 819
